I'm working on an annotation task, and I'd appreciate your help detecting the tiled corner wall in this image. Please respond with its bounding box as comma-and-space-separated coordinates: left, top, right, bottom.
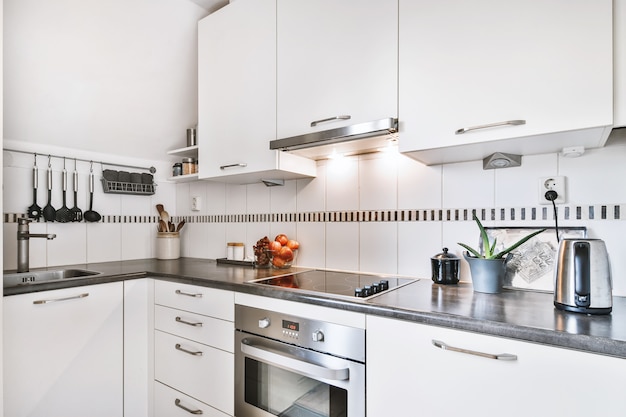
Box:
4, 142, 626, 296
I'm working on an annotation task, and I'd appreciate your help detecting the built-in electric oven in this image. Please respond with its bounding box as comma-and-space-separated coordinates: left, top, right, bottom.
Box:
235, 304, 365, 417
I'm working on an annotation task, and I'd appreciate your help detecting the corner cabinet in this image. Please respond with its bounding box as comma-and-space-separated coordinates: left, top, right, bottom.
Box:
197, 0, 316, 184
398, 0, 614, 165
276, 0, 398, 139
366, 316, 626, 417
3, 282, 124, 417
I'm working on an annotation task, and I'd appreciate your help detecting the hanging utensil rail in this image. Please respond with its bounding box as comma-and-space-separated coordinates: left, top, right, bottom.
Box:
3, 148, 157, 174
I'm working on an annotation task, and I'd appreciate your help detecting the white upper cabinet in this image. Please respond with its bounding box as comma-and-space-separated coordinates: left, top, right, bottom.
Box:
399, 0, 614, 165
197, 0, 315, 183
276, 0, 398, 139
615, 0, 626, 128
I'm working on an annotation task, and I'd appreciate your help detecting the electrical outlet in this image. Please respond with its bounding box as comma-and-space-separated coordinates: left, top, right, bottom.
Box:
539, 176, 566, 204
191, 196, 201, 211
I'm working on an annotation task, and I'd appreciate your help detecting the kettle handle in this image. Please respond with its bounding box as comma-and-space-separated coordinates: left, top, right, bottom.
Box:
574, 242, 591, 307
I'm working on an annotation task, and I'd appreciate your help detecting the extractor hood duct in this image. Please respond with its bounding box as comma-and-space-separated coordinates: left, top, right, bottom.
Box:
269, 118, 398, 159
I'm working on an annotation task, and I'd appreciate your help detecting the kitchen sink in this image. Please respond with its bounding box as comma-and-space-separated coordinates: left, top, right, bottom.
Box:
3, 269, 102, 289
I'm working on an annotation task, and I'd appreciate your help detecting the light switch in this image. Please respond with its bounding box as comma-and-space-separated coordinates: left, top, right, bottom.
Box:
191, 196, 201, 211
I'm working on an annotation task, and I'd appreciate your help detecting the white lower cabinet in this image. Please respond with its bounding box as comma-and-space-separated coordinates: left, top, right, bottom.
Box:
366, 315, 626, 417
3, 282, 124, 417
154, 281, 235, 416
154, 381, 230, 417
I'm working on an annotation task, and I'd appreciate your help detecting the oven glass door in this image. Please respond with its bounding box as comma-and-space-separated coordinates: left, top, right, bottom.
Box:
236, 334, 364, 417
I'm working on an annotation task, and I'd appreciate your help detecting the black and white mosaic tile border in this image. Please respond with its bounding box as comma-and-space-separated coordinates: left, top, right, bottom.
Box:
5, 204, 626, 224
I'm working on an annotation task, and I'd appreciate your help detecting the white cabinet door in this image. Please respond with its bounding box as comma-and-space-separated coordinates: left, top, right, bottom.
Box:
124, 278, 154, 417
277, 0, 398, 139
615, 0, 626, 127
154, 280, 234, 321
154, 330, 234, 416
366, 316, 626, 417
198, 0, 315, 183
3, 282, 124, 417
399, 0, 613, 165
154, 381, 230, 417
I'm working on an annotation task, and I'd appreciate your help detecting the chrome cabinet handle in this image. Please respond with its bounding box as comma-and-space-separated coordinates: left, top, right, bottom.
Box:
310, 115, 351, 127
175, 343, 203, 356
175, 289, 203, 298
175, 399, 203, 415
455, 119, 526, 135
219, 163, 247, 170
432, 339, 517, 361
176, 316, 203, 327
241, 339, 349, 381
33, 293, 89, 305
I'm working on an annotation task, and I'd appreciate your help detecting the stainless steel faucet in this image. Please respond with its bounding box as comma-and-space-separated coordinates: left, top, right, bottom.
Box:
17, 218, 56, 273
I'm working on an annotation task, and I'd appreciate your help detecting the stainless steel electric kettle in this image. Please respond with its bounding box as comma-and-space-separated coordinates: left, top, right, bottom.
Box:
554, 238, 612, 315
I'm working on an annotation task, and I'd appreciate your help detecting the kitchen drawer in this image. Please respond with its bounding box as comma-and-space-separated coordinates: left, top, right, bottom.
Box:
155, 304, 234, 353
155, 280, 234, 321
154, 330, 234, 415
154, 381, 230, 417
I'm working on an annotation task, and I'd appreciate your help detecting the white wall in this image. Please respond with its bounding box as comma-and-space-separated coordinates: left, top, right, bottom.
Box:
3, 0, 208, 161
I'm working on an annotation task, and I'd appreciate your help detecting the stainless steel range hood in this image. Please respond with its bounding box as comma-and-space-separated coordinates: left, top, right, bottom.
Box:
269, 118, 398, 159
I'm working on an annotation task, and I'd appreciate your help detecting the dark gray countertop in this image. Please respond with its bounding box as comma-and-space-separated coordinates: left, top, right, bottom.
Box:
4, 258, 626, 359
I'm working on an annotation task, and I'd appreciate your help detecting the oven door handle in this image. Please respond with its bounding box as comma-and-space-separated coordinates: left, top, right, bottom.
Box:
241, 338, 350, 381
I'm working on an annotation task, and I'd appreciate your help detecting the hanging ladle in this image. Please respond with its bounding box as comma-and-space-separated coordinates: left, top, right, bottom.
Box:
83, 162, 102, 222
55, 158, 73, 223
70, 159, 83, 222
42, 156, 56, 222
27, 154, 42, 220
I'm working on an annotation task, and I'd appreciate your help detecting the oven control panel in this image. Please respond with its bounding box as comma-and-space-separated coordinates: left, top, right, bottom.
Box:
236, 304, 365, 362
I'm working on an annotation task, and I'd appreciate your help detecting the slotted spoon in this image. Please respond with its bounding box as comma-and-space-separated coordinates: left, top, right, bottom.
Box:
70, 160, 83, 222
27, 154, 42, 220
55, 160, 72, 223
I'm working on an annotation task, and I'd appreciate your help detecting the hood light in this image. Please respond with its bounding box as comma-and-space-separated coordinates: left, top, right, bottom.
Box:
482, 152, 522, 170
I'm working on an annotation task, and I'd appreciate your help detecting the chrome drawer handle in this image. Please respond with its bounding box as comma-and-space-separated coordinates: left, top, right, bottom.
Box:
219, 163, 247, 170
455, 119, 526, 135
33, 293, 89, 305
175, 343, 203, 356
310, 115, 351, 127
175, 399, 203, 415
176, 316, 203, 327
175, 289, 203, 298
432, 339, 517, 361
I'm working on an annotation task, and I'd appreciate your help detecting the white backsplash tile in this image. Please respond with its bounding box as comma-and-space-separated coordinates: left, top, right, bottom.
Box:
86, 223, 121, 264
398, 221, 442, 278
443, 160, 494, 208
225, 184, 247, 214
48, 222, 88, 267
121, 223, 153, 261
247, 183, 271, 214
559, 143, 626, 205
359, 222, 397, 274
397, 155, 442, 209
296, 162, 326, 212
495, 153, 557, 208
325, 157, 359, 211
325, 222, 359, 272
359, 152, 399, 210
182, 222, 211, 259
295, 222, 325, 268
270, 180, 297, 213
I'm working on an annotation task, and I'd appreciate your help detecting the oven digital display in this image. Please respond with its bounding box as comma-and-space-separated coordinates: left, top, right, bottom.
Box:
282, 319, 299, 332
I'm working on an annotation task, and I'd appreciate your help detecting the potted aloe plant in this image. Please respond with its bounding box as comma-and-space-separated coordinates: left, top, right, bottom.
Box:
458, 213, 545, 293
